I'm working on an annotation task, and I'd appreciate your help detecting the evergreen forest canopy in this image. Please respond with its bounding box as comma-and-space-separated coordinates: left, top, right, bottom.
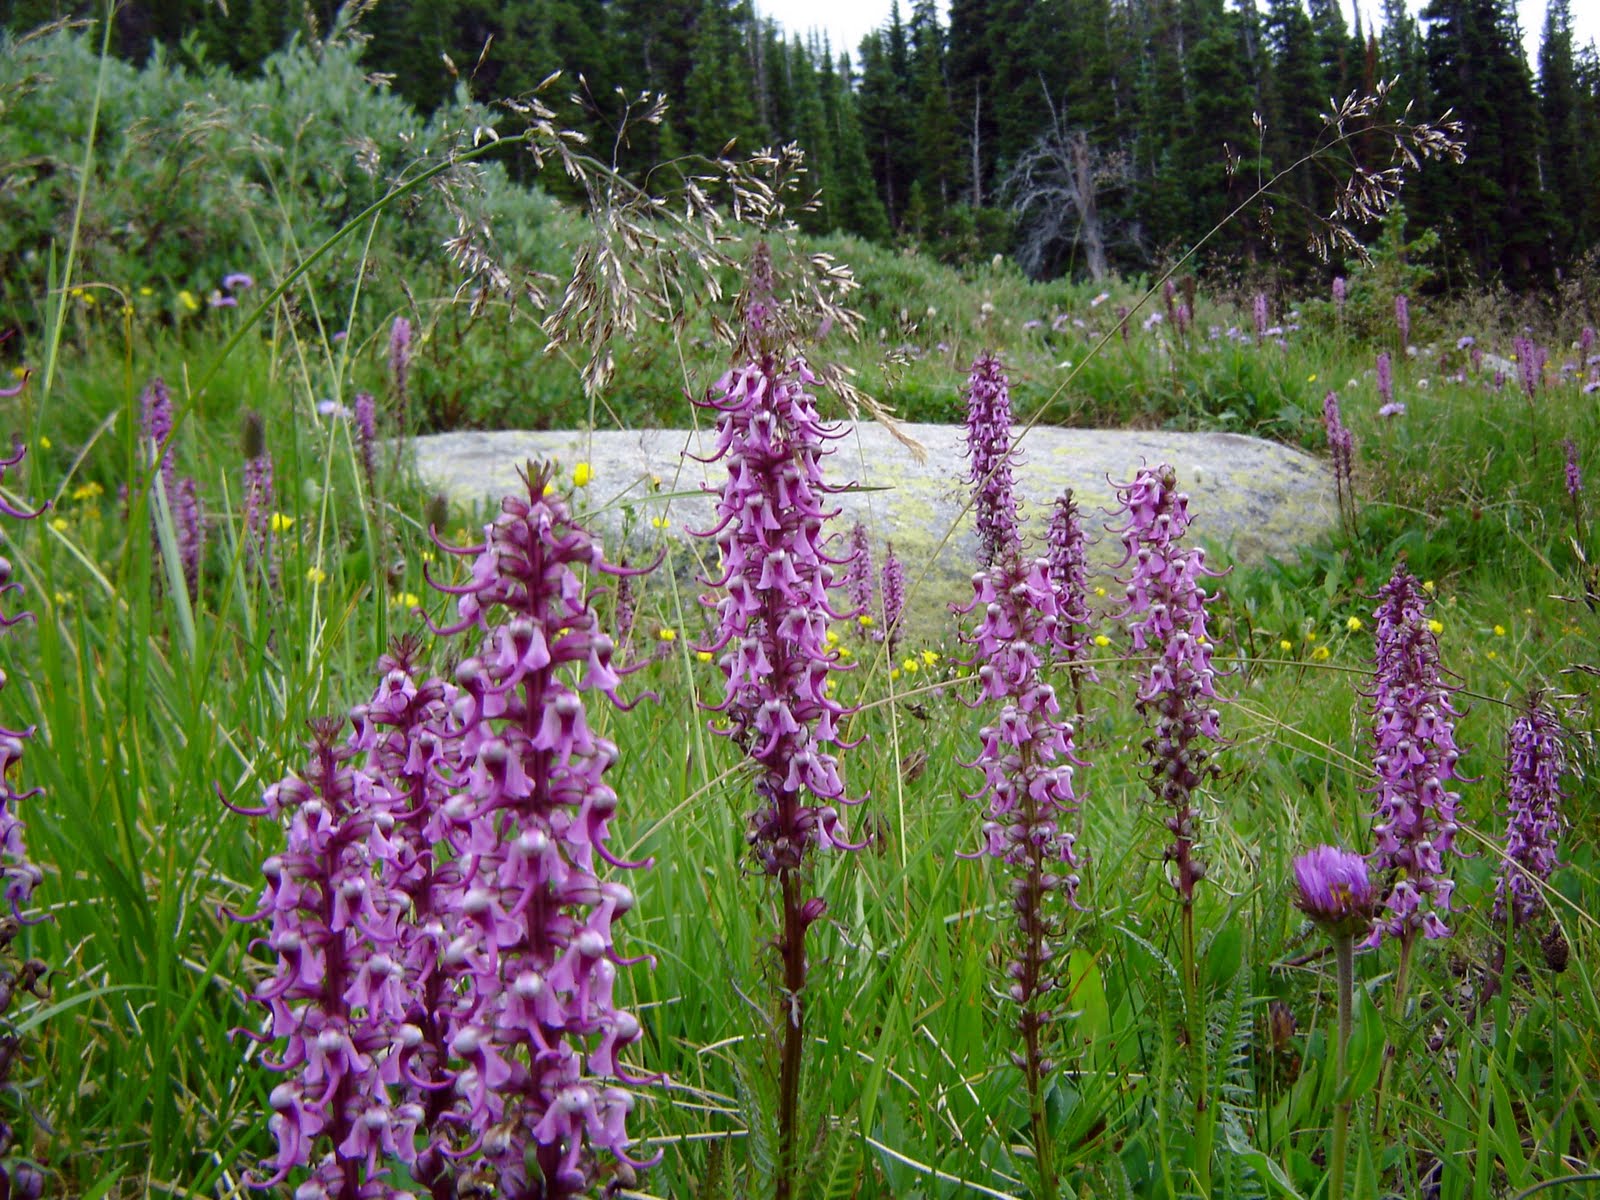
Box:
4, 0, 1599, 291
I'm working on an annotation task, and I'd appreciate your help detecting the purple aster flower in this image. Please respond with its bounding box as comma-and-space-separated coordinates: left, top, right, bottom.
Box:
352, 392, 378, 497
963, 353, 1022, 570
1376, 351, 1393, 408
1395, 294, 1410, 347
223, 272, 255, 291
1457, 335, 1475, 350
844, 523, 875, 637
1113, 464, 1223, 912
1492, 694, 1566, 930
881, 542, 905, 652
1365, 565, 1465, 947
1293, 845, 1375, 937
1253, 292, 1269, 339
1045, 490, 1097, 688
1332, 276, 1346, 310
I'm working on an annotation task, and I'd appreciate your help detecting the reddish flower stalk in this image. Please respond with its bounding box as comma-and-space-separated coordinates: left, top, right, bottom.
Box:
1045, 490, 1097, 714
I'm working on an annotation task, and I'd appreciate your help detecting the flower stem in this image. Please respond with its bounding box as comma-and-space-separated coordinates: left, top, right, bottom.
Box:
1374, 931, 1415, 1137
775, 872, 808, 1200
1330, 932, 1355, 1200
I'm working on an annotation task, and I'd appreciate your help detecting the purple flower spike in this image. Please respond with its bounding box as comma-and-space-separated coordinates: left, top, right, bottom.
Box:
692, 348, 864, 876
963, 352, 1022, 570
844, 523, 875, 637
140, 377, 175, 490
352, 392, 378, 496
0, 446, 44, 919
1293, 845, 1375, 937
1376, 351, 1393, 409
1332, 276, 1346, 310
1323, 391, 1355, 529
956, 553, 1087, 1083
1563, 439, 1582, 502
1113, 464, 1223, 907
1513, 335, 1546, 399
881, 542, 905, 653
1395, 294, 1410, 347
1253, 292, 1269, 339
389, 317, 412, 406
1365, 565, 1465, 947
1493, 695, 1566, 930
1045, 490, 1097, 681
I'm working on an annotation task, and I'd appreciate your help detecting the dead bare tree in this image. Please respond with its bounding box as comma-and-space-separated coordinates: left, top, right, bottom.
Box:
1003, 83, 1130, 281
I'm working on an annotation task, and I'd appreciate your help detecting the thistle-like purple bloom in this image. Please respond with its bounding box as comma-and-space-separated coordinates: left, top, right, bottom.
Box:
1366, 565, 1464, 946
1395, 294, 1410, 347
1113, 464, 1222, 908
1492, 695, 1566, 929
844, 522, 875, 637
1045, 490, 1096, 682
1376, 351, 1393, 409
881, 541, 905, 653
957, 553, 1086, 1102
963, 353, 1022, 570
1292, 845, 1375, 937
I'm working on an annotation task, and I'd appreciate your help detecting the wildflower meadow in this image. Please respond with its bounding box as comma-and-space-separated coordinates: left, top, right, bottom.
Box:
0, 12, 1597, 1200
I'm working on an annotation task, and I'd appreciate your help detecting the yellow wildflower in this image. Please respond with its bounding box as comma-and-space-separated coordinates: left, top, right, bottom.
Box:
889, 668, 901, 681
306, 566, 327, 585
1308, 373, 1317, 382
838, 646, 852, 659
1094, 586, 1106, 597
650, 516, 669, 529
390, 592, 421, 609
1492, 624, 1505, 637
1422, 579, 1436, 593
38, 436, 50, 450
1427, 619, 1444, 634
1346, 616, 1363, 632
1311, 645, 1331, 661
71, 481, 104, 502
826, 629, 839, 645
138, 286, 153, 297
696, 650, 714, 663
49, 517, 68, 533
1278, 638, 1293, 653
1093, 634, 1110, 648
658, 628, 677, 642
858, 614, 875, 628
269, 512, 295, 533
902, 658, 919, 673
1486, 650, 1497, 660
572, 461, 593, 488
53, 591, 69, 606
1305, 630, 1317, 642
178, 289, 200, 312
921, 650, 939, 666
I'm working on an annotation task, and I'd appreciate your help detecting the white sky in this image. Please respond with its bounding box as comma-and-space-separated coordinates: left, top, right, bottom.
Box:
754, 0, 1600, 67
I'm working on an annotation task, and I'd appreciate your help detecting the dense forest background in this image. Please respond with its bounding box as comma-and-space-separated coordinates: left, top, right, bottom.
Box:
3, 0, 1598, 291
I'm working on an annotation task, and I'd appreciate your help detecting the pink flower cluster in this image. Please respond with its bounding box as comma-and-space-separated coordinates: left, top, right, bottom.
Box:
881, 542, 905, 653
963, 353, 1022, 569
0, 442, 44, 918
1323, 391, 1355, 528
694, 354, 864, 877
1113, 464, 1222, 904
844, 522, 875, 638
1366, 565, 1464, 945
1044, 490, 1096, 679
242, 467, 654, 1198
1492, 695, 1566, 929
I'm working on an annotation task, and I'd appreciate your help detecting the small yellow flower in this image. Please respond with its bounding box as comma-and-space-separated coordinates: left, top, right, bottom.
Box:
572, 461, 593, 488
80, 292, 97, 307
1346, 616, 1363, 632
38, 436, 50, 450
10, 367, 27, 380
1278, 638, 1293, 653
121, 304, 134, 317
650, 516, 669, 529
306, 566, 327, 584
178, 289, 200, 312
838, 645, 853, 659
138, 286, 153, 297
1093, 634, 1111, 648
68, 287, 83, 298
902, 658, 919, 673
858, 614, 875, 628
1422, 579, 1436, 593
1094, 586, 1107, 597
1427, 619, 1444, 635
658, 628, 677, 642
1492, 624, 1505, 637
269, 512, 295, 533
1522, 607, 1533, 616
1486, 650, 1498, 660
49, 517, 68, 532
696, 650, 714, 663
825, 629, 839, 645
53, 591, 69, 606
1311, 644, 1331, 661
1308, 373, 1318, 382
921, 650, 939, 666
421, 550, 435, 563
71, 481, 104, 502
1305, 630, 1317, 642
390, 592, 421, 609
889, 668, 901, 681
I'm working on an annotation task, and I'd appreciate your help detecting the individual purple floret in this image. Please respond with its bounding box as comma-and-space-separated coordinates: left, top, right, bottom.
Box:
1492, 694, 1566, 929
423, 464, 657, 1197
1395, 294, 1410, 348
1113, 464, 1222, 912
1377, 351, 1394, 409
881, 541, 906, 653
352, 392, 378, 497
1366, 564, 1465, 946
1323, 391, 1355, 531
963, 353, 1022, 570
223, 272, 255, 292
844, 522, 875, 637
1045, 490, 1097, 687
1292, 845, 1375, 937
956, 552, 1086, 1167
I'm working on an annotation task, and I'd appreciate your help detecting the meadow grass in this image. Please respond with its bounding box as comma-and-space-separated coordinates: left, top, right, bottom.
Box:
0, 38, 1597, 1200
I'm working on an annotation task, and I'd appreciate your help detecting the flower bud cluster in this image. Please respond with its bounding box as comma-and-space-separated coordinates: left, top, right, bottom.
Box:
962, 353, 1022, 569
1492, 695, 1566, 930
245, 468, 653, 1197
957, 553, 1086, 1068
694, 355, 863, 877
1044, 490, 1096, 679
1113, 464, 1222, 905
1366, 565, 1464, 945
